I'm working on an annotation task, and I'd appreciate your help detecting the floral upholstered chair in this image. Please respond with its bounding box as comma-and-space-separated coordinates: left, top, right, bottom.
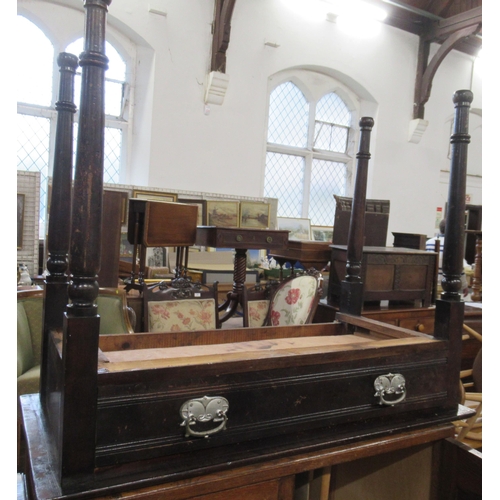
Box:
263, 272, 322, 327
143, 278, 220, 332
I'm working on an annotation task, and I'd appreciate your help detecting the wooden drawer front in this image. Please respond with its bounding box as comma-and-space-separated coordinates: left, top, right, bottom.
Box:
196, 227, 288, 250
189, 478, 286, 500
95, 350, 449, 467
399, 317, 435, 334
215, 229, 288, 249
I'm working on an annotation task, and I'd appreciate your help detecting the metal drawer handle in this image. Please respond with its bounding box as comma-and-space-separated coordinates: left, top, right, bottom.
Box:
236, 234, 243, 242
266, 236, 273, 243
374, 373, 406, 406
180, 396, 229, 438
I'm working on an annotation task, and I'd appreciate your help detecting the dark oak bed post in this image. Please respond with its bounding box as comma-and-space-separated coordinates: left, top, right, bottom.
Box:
434, 89, 473, 408
340, 117, 374, 316
40, 52, 78, 400
55, 0, 111, 482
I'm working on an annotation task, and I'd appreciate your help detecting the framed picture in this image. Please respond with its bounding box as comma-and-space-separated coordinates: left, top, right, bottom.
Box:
311, 225, 333, 242
206, 200, 240, 227
17, 193, 25, 249
119, 231, 134, 258
246, 249, 267, 269
117, 191, 128, 225
178, 199, 206, 227
239, 201, 270, 229
132, 189, 177, 203
277, 217, 311, 241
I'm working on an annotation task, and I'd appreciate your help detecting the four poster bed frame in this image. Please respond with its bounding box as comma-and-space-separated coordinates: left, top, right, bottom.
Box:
19, 1, 478, 498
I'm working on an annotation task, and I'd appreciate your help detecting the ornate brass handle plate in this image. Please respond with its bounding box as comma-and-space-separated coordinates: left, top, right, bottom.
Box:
180, 396, 229, 438
374, 373, 406, 406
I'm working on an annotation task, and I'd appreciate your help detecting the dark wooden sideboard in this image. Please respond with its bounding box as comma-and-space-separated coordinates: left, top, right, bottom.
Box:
328, 245, 437, 308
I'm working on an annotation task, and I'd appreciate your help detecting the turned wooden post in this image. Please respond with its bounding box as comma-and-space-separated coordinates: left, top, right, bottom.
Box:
40, 52, 78, 401
58, 0, 111, 482
434, 89, 473, 409
340, 117, 374, 316
440, 93, 472, 302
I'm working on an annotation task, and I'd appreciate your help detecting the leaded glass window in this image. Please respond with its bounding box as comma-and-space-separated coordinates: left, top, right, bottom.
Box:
264, 80, 353, 228
17, 15, 131, 234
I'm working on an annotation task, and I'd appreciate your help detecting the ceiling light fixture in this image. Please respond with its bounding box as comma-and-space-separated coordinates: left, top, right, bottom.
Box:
325, 0, 387, 37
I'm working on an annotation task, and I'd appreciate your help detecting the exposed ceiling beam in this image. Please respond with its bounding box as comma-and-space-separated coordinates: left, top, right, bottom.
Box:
433, 0, 456, 19
414, 24, 480, 119
427, 6, 482, 41
210, 0, 237, 73
379, 0, 482, 54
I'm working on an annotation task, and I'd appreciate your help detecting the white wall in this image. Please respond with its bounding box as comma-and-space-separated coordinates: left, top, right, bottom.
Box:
18, 0, 482, 243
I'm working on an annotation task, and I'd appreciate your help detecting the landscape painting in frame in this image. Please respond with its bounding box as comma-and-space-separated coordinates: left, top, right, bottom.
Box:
277, 217, 311, 241
206, 200, 240, 227
240, 201, 270, 229
312, 225, 333, 242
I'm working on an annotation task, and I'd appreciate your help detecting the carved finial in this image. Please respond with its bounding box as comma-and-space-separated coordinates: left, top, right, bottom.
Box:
359, 117, 374, 130
453, 89, 474, 105
57, 52, 79, 71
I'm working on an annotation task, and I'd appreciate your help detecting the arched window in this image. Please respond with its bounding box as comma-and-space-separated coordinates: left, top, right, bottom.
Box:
17, 16, 54, 235
264, 79, 354, 227
16, 15, 131, 234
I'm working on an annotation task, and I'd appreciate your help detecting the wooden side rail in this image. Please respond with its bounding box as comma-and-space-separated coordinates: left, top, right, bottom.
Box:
336, 312, 434, 340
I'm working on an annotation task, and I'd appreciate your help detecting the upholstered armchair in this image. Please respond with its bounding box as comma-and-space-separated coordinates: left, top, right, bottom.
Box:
261, 272, 323, 327
97, 287, 136, 334
17, 290, 44, 397
17, 287, 135, 397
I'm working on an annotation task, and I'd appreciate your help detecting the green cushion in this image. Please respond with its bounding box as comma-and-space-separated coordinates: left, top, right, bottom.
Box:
17, 365, 41, 396
17, 303, 35, 378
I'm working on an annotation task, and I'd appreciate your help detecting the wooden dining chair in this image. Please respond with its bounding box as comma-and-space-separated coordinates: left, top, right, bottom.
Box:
143, 278, 221, 332
454, 326, 482, 448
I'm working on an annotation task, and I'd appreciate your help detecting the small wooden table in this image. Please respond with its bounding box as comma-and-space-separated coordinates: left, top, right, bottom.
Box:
195, 226, 289, 323
270, 240, 331, 275
328, 245, 437, 308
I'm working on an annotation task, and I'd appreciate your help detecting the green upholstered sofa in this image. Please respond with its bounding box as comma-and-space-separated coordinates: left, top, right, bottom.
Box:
17, 288, 135, 397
